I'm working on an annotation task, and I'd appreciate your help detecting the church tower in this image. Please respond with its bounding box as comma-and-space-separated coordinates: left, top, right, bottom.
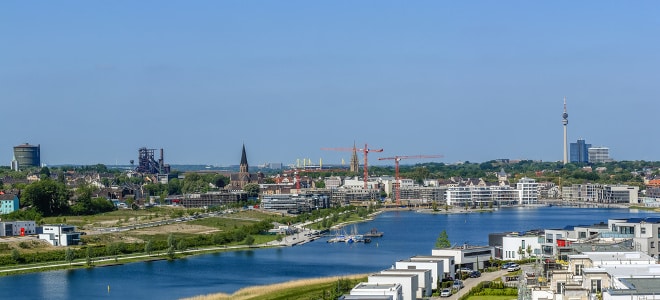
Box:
240, 144, 249, 174
349, 142, 359, 173
238, 144, 250, 188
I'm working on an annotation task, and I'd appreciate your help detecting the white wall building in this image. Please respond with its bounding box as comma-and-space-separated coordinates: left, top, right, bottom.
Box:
502, 233, 543, 260
396, 258, 444, 290
410, 255, 455, 281
368, 273, 418, 300
432, 246, 494, 271
38, 225, 81, 246
517, 177, 539, 204
381, 268, 432, 298
348, 282, 402, 300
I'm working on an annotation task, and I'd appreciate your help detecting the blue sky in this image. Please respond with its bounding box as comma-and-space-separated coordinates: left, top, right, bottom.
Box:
2, 1, 659, 166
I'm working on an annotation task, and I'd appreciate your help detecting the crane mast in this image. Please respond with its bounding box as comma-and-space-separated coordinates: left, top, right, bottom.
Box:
321, 143, 383, 189
378, 154, 444, 206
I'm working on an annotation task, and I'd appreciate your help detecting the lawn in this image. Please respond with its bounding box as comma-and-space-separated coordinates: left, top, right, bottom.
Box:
468, 296, 517, 300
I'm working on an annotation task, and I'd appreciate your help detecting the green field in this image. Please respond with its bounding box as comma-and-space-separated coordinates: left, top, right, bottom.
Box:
468, 296, 518, 300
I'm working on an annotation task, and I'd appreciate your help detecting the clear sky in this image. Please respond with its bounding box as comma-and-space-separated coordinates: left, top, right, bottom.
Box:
2, 1, 659, 166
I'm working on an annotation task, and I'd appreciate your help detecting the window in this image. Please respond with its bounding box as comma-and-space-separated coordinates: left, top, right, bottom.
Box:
557, 282, 565, 294
579, 232, 587, 239
652, 242, 655, 248
591, 279, 601, 293
641, 227, 647, 234
575, 264, 584, 276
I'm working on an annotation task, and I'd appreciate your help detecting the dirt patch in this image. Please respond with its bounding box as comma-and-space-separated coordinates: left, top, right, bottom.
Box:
130, 223, 220, 235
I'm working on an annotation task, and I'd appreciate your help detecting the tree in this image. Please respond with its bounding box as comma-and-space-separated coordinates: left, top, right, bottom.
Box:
21, 179, 71, 216
314, 180, 326, 188
526, 245, 533, 258
431, 201, 438, 211
65, 247, 75, 265
11, 249, 20, 263
242, 183, 260, 198
167, 246, 175, 260
144, 240, 153, 256
177, 239, 186, 251
518, 246, 525, 259
39, 166, 51, 179
167, 233, 175, 248
86, 247, 94, 267
435, 230, 451, 248
244, 235, 255, 246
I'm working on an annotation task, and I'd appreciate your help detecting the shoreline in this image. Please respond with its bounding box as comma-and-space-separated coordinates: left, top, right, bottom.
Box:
181, 273, 369, 300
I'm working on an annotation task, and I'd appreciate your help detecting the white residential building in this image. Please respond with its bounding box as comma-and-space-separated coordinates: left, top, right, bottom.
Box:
539, 251, 658, 300
38, 225, 81, 246
502, 233, 543, 260
432, 245, 494, 271
517, 177, 539, 204
380, 268, 432, 298
409, 255, 455, 281
396, 258, 444, 290
562, 184, 638, 204
368, 273, 418, 300
347, 282, 402, 300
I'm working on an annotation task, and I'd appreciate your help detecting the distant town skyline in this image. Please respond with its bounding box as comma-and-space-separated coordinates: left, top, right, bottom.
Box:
2, 2, 660, 166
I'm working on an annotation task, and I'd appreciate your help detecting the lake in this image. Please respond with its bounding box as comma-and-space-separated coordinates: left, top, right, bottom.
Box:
0, 207, 657, 299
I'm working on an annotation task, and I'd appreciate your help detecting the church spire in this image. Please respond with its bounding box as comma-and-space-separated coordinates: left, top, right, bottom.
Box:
240, 144, 248, 173
349, 141, 359, 173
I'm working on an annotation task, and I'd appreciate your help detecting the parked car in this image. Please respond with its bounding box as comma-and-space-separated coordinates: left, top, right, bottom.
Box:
469, 270, 481, 278
501, 262, 514, 269
452, 280, 464, 290
507, 264, 520, 272
440, 288, 452, 297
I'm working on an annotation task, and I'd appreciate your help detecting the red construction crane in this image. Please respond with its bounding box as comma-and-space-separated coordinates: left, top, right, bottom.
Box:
378, 155, 444, 205
321, 143, 383, 189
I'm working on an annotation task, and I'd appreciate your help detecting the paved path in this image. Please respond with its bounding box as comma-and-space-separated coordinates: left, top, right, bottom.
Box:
430, 269, 510, 300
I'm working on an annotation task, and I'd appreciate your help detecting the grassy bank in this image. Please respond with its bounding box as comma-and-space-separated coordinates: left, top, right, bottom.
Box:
183, 274, 368, 300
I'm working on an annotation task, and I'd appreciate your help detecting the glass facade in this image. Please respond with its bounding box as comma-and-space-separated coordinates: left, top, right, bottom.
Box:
570, 139, 591, 163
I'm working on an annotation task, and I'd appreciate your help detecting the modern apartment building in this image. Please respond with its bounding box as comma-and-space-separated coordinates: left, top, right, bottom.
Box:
446, 178, 538, 206
562, 184, 638, 204
38, 225, 81, 246
588, 147, 612, 163
517, 177, 539, 205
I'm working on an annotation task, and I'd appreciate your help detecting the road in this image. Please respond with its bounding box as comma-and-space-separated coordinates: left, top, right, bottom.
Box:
430, 269, 510, 300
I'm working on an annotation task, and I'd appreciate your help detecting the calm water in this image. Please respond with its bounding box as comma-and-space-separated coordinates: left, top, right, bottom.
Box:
1, 207, 657, 299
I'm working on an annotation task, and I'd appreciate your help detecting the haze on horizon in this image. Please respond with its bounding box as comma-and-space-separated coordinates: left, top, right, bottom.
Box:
2, 1, 659, 166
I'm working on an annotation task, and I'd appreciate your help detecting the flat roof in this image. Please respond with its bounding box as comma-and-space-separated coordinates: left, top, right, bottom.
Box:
410, 255, 453, 259
572, 251, 655, 262
610, 278, 660, 295
370, 273, 417, 278
584, 265, 660, 278
353, 282, 400, 291
381, 269, 431, 273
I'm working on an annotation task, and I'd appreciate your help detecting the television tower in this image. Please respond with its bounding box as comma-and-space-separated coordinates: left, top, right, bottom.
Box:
562, 97, 568, 164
